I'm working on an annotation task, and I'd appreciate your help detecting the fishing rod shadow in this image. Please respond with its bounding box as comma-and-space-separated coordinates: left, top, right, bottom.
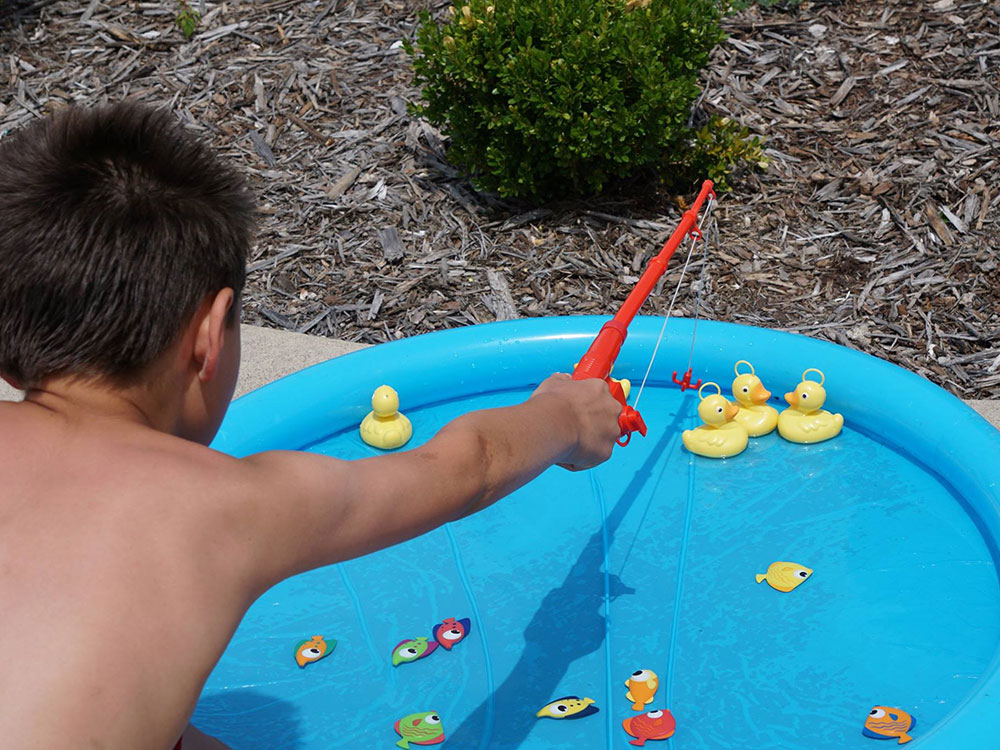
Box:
447, 398, 691, 748
615, 394, 694, 576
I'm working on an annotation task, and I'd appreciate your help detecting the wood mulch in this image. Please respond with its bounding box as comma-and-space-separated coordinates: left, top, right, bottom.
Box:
2, 0, 998, 396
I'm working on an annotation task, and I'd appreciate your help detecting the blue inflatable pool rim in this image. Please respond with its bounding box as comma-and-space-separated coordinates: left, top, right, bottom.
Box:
213, 316, 1000, 748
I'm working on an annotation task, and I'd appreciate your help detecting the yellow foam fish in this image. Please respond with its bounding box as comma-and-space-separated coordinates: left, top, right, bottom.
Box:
535, 695, 599, 720
756, 562, 812, 593
624, 669, 658, 711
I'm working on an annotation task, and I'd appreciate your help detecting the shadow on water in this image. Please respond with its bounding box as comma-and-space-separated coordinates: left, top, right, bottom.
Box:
192, 689, 303, 749
448, 399, 692, 748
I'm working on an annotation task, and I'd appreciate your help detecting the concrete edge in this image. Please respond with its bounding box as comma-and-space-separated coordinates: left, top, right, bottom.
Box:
1, 325, 998, 432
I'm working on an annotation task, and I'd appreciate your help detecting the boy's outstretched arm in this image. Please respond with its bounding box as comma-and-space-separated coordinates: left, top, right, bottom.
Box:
236, 374, 622, 587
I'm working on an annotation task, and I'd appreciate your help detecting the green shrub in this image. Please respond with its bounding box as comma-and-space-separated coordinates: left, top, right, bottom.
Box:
730, 0, 802, 12
407, 0, 754, 202
687, 116, 768, 190
175, 0, 200, 39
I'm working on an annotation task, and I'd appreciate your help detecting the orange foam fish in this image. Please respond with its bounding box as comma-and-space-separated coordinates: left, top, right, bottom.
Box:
624, 669, 658, 711
294, 635, 334, 668
863, 706, 915, 744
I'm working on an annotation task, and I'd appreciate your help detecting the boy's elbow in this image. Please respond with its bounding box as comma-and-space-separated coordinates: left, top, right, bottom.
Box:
432, 419, 495, 517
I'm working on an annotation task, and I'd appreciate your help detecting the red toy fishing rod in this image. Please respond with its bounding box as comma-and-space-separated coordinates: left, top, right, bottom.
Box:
572, 179, 716, 445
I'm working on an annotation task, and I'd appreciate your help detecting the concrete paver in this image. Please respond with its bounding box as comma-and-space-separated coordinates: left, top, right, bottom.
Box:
1, 326, 998, 432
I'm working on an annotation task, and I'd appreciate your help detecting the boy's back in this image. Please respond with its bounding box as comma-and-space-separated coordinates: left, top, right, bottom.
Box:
0, 102, 621, 748
0, 400, 250, 747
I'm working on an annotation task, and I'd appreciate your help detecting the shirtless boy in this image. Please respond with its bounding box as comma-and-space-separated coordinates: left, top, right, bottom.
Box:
0, 102, 621, 748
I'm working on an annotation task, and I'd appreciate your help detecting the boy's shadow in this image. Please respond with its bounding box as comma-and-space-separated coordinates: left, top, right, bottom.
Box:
192, 689, 302, 750
449, 402, 689, 748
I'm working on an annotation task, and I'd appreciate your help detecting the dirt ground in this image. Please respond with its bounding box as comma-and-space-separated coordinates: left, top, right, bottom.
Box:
2, 0, 998, 396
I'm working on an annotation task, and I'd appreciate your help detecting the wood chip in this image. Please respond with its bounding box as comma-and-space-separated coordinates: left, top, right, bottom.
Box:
248, 131, 276, 167
377, 227, 404, 262
939, 203, 966, 234
924, 205, 954, 245
327, 166, 362, 199
830, 76, 857, 107
80, 0, 101, 24
486, 269, 519, 321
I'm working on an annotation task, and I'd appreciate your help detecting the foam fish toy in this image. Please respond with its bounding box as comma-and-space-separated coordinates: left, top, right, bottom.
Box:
294, 635, 335, 668
864, 706, 915, 744
394, 711, 445, 748
535, 696, 600, 720
622, 709, 676, 746
392, 636, 438, 666
756, 561, 813, 592
625, 669, 659, 711
432, 617, 471, 650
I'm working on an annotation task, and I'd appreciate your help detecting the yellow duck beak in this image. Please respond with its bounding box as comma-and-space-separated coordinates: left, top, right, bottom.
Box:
725, 401, 739, 420
751, 382, 771, 404
785, 390, 798, 406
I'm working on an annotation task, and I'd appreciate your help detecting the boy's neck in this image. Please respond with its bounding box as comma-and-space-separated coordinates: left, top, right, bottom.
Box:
23, 376, 177, 434
6, 295, 238, 445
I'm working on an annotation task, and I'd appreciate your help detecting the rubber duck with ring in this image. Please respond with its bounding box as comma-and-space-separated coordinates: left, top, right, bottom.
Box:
731, 360, 778, 437
682, 382, 749, 458
777, 368, 844, 444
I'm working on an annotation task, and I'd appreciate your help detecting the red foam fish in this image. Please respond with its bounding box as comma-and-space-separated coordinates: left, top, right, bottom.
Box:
622, 709, 676, 746
432, 617, 471, 650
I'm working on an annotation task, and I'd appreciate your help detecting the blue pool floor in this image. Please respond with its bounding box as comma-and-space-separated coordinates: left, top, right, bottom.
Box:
194, 384, 999, 749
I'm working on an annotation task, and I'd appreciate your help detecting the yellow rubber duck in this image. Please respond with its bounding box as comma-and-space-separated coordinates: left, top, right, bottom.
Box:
610, 375, 631, 401
573, 362, 630, 400
777, 369, 844, 444
681, 382, 749, 458
731, 360, 778, 437
360, 385, 412, 449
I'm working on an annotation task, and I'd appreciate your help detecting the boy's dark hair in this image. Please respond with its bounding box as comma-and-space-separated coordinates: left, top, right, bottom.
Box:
0, 101, 255, 388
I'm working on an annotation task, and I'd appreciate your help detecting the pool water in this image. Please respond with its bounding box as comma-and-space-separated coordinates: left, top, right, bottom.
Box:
194, 377, 999, 749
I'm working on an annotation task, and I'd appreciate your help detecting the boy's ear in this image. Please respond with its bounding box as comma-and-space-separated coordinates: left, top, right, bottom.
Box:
193, 288, 235, 383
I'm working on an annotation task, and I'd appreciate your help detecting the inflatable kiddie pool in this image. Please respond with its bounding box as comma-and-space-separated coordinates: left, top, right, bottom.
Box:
194, 316, 1000, 749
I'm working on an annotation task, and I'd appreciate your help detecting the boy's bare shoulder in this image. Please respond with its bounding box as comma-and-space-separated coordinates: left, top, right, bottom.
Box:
0, 400, 265, 528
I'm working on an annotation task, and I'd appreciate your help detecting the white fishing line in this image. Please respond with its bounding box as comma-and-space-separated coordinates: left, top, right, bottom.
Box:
632, 197, 716, 410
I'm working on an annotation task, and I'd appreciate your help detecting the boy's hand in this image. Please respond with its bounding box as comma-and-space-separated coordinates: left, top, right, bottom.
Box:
530, 373, 624, 471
